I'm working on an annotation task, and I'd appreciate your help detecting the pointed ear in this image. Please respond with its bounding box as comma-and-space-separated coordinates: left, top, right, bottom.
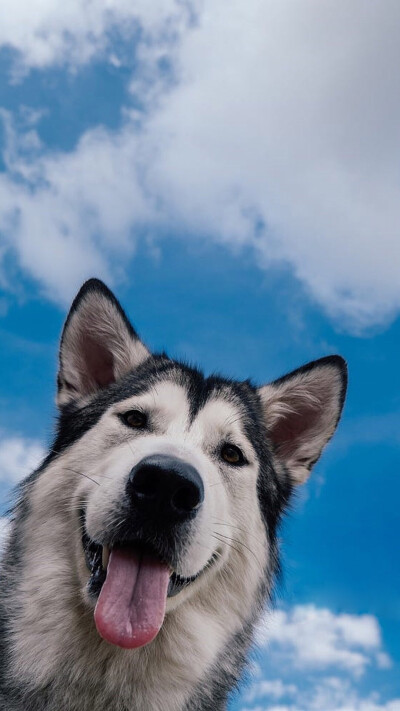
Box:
258, 356, 347, 485
57, 279, 150, 407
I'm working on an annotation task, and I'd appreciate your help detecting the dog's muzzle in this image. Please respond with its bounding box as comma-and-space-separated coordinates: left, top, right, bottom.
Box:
81, 455, 218, 651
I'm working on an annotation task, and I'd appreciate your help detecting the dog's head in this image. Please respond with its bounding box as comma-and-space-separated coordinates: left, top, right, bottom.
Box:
53, 279, 347, 650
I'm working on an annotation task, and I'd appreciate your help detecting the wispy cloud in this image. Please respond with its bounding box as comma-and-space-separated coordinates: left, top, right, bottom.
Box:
256, 605, 390, 677
242, 675, 400, 711
0, 0, 188, 75
0, 434, 44, 485
1, 1, 400, 331
243, 604, 398, 711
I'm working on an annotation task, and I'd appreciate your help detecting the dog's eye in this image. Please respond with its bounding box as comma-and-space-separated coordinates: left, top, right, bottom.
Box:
221, 443, 245, 465
121, 410, 147, 429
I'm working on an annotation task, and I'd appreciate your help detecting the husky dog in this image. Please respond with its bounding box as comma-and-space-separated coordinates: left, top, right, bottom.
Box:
0, 279, 347, 711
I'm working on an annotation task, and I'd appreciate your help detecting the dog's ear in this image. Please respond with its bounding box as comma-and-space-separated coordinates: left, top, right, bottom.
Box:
258, 356, 347, 485
57, 279, 150, 406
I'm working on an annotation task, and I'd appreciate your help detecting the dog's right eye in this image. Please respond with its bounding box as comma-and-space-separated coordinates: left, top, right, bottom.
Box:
220, 443, 245, 465
120, 410, 148, 429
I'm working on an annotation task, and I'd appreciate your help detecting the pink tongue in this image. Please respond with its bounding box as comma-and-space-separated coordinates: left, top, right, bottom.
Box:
94, 548, 170, 649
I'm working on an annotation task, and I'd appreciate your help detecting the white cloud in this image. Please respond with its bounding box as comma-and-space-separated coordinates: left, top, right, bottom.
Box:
256, 605, 388, 676
245, 680, 298, 703
0, 0, 189, 74
246, 605, 398, 711
144, 0, 400, 332
1, 1, 400, 331
0, 111, 153, 302
243, 673, 400, 711
242, 677, 400, 711
0, 435, 45, 484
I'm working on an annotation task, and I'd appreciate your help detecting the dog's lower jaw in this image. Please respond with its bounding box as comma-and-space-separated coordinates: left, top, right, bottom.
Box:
4, 552, 268, 711
4, 535, 266, 711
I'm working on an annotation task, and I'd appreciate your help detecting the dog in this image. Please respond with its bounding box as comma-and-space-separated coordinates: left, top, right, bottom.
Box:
0, 278, 347, 710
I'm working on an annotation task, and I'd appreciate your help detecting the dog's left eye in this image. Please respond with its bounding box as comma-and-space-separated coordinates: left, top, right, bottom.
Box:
221, 443, 245, 465
120, 410, 148, 429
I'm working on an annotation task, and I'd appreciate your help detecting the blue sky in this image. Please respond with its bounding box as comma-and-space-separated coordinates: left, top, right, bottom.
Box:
0, 3, 399, 709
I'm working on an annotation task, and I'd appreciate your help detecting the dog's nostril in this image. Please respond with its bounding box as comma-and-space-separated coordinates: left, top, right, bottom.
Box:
132, 470, 158, 500
171, 484, 201, 514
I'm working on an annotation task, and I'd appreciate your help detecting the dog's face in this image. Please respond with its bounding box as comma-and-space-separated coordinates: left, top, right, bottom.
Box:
54, 279, 346, 651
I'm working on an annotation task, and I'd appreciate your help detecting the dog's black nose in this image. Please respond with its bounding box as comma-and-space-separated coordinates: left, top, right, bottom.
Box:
127, 454, 204, 522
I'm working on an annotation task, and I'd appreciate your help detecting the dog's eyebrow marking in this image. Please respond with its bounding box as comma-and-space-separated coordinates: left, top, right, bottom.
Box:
190, 398, 247, 445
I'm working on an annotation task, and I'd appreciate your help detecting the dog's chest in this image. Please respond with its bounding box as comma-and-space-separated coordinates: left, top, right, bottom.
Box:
37, 618, 220, 711
41, 680, 188, 711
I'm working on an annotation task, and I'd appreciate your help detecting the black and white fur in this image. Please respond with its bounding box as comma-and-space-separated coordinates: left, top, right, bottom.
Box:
0, 279, 347, 711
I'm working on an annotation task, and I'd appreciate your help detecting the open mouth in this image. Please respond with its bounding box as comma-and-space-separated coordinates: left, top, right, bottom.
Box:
80, 511, 219, 649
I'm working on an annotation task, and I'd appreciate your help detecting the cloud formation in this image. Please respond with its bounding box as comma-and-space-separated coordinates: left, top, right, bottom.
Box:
244, 605, 398, 711
0, 110, 147, 302
256, 605, 390, 676
0, 435, 44, 485
0, 0, 186, 73
1, 1, 400, 331
243, 675, 400, 711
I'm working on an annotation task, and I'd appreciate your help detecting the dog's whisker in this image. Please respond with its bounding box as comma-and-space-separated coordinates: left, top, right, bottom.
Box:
211, 534, 264, 576
126, 438, 139, 462
63, 468, 101, 486
210, 533, 247, 565
211, 531, 264, 573
212, 519, 265, 546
